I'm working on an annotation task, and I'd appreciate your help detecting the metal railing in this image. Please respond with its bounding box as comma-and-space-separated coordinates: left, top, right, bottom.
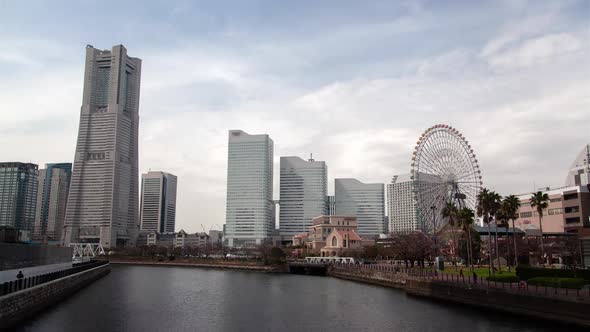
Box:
0, 260, 109, 297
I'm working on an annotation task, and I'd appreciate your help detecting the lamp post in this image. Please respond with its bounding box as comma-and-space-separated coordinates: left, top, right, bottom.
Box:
430, 205, 439, 268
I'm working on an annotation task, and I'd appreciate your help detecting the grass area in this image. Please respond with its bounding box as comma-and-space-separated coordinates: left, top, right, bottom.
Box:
443, 267, 516, 278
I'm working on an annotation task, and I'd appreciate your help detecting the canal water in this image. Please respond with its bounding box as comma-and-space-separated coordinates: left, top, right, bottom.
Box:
14, 265, 583, 332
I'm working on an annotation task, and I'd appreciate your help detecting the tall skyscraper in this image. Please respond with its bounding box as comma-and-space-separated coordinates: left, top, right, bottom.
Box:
225, 130, 274, 247
0, 162, 39, 233
64, 45, 142, 248
335, 178, 385, 238
33, 163, 72, 243
140, 171, 177, 234
279, 156, 327, 239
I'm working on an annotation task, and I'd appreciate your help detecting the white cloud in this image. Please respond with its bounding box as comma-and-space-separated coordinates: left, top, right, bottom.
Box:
486, 33, 583, 68
1, 2, 589, 232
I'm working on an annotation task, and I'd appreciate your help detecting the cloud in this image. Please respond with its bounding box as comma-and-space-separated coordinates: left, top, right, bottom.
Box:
485, 32, 583, 68
479, 14, 556, 58
0, 1, 589, 232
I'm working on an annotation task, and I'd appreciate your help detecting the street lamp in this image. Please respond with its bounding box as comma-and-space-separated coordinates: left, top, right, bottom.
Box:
430, 205, 439, 269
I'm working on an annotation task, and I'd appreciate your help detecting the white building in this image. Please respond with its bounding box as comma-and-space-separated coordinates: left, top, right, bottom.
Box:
279, 156, 327, 240
387, 172, 451, 233
225, 130, 274, 247
64, 45, 141, 248
387, 174, 420, 233
140, 171, 177, 234
335, 178, 385, 238
565, 143, 590, 187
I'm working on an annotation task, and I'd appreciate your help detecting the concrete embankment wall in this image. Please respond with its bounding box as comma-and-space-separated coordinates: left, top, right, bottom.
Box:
329, 268, 590, 327
328, 268, 406, 289
0, 263, 111, 329
404, 279, 590, 327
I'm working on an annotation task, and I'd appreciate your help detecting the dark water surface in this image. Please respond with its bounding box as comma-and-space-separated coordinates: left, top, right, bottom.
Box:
14, 265, 583, 332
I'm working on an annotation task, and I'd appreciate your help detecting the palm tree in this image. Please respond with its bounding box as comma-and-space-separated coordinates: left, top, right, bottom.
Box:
457, 207, 475, 271
503, 195, 521, 266
530, 191, 549, 265
442, 202, 459, 269
477, 188, 502, 276
489, 191, 502, 272
496, 205, 510, 270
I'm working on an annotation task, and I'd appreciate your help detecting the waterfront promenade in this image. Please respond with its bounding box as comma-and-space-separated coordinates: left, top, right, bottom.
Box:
334, 263, 590, 300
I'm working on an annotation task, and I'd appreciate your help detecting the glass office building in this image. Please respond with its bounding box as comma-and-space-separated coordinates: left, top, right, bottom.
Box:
225, 130, 274, 247
0, 162, 39, 233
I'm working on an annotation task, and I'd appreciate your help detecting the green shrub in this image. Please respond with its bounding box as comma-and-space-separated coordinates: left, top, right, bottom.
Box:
526, 277, 587, 289
516, 266, 576, 280
487, 275, 519, 283
577, 269, 590, 282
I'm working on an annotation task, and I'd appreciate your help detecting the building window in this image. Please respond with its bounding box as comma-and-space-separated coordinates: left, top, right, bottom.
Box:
519, 212, 532, 218
331, 236, 337, 247
565, 217, 581, 224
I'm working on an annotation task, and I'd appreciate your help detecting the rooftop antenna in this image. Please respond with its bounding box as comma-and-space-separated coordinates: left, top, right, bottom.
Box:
309, 153, 314, 162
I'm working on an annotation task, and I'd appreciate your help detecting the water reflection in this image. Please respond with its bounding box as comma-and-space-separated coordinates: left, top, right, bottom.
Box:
15, 265, 584, 332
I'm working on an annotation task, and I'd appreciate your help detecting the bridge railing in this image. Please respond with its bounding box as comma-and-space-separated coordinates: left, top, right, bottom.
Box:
0, 260, 109, 297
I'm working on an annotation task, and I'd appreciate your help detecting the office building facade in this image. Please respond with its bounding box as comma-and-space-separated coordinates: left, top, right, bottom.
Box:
0, 162, 39, 233
64, 45, 142, 248
326, 195, 336, 216
33, 163, 72, 243
225, 130, 274, 247
140, 171, 177, 234
279, 156, 327, 239
387, 174, 420, 233
335, 178, 385, 237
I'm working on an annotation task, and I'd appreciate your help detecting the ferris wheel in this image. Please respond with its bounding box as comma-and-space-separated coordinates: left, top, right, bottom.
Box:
410, 124, 482, 233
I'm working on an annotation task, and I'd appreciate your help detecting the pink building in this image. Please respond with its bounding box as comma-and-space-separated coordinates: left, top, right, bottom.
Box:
514, 186, 590, 235
292, 215, 373, 256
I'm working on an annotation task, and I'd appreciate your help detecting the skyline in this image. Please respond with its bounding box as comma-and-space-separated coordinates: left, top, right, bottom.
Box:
1, 1, 589, 233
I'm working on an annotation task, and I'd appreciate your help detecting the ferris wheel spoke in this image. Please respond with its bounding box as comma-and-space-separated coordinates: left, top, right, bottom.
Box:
412, 124, 483, 235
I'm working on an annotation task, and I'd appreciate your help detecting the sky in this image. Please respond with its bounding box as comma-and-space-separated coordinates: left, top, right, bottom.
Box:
0, 0, 588, 233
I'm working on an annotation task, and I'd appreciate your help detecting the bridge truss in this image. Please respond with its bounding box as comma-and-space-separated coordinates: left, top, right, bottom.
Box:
69, 243, 106, 263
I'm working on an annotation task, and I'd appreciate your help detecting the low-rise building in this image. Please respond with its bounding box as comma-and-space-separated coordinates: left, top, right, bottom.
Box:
514, 185, 590, 267
514, 186, 590, 235
137, 229, 223, 249
293, 215, 373, 257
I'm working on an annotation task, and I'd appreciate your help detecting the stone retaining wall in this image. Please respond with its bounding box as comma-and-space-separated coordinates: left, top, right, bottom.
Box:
329, 268, 590, 327
328, 267, 406, 289
0, 263, 110, 329
404, 279, 590, 327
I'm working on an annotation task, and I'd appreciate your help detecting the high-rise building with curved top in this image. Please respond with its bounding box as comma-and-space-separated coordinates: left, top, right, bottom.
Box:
64, 45, 141, 248
335, 178, 385, 238
279, 156, 327, 240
